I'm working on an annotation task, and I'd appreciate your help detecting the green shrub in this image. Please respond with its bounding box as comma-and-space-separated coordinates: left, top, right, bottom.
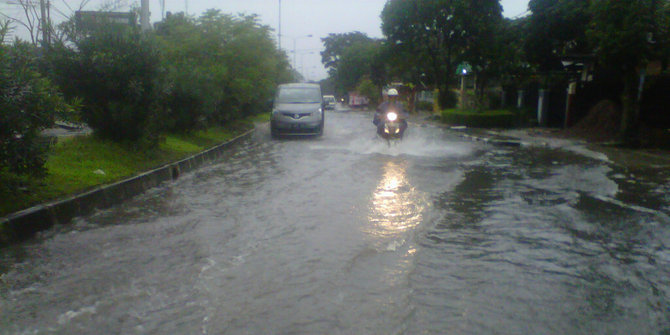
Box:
416, 100, 433, 111
438, 88, 458, 109
0, 40, 73, 177
163, 80, 204, 133
487, 90, 503, 109
441, 109, 518, 128
52, 26, 164, 144
356, 76, 379, 106
155, 11, 293, 130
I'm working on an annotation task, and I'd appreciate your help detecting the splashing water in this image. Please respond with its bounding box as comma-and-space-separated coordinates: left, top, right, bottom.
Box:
313, 121, 476, 158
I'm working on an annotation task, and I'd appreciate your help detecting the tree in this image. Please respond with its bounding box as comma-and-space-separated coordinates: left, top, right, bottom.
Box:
457, 0, 505, 104
496, 17, 536, 104
383, 0, 452, 99
3, 0, 43, 45
355, 76, 381, 106
52, 24, 164, 144
320, 32, 384, 96
211, 12, 292, 122
154, 12, 205, 132
336, 40, 383, 94
321, 31, 374, 76
381, 0, 498, 106
320, 32, 385, 96
525, 0, 592, 72
0, 26, 73, 182
155, 10, 294, 130
587, 0, 670, 144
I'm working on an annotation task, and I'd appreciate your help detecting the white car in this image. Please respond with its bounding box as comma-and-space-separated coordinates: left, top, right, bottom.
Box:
323, 95, 337, 110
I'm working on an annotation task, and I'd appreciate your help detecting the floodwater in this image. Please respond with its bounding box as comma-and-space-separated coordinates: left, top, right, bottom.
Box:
1, 108, 669, 334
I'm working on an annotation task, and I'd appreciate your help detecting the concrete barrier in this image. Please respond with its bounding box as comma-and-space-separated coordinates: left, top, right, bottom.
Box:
0, 129, 254, 246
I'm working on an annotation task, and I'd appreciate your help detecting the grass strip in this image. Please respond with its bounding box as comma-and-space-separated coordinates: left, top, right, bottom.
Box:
0, 117, 263, 217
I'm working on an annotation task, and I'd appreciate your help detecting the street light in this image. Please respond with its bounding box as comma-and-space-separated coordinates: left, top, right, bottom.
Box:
307, 65, 318, 82
461, 68, 468, 108
456, 62, 472, 110
299, 51, 315, 81
288, 34, 312, 69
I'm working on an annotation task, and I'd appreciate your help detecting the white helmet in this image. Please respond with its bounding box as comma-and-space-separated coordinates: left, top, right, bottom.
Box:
387, 88, 399, 96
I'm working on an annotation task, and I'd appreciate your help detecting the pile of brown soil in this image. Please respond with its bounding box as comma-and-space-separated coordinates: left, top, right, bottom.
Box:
567, 99, 621, 142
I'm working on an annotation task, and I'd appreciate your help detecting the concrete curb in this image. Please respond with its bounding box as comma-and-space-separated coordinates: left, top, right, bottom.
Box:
0, 129, 254, 247
459, 132, 522, 147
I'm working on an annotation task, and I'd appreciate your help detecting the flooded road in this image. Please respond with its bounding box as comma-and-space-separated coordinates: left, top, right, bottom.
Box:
2, 108, 669, 334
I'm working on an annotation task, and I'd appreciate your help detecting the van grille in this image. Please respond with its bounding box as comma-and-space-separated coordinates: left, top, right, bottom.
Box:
281, 112, 312, 119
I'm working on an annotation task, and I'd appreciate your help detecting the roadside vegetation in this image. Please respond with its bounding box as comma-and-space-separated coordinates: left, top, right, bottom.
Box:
0, 122, 253, 216
0, 9, 294, 217
321, 0, 670, 138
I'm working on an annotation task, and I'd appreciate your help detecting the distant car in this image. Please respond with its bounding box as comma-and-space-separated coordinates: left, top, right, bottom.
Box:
323, 95, 337, 110
270, 83, 324, 137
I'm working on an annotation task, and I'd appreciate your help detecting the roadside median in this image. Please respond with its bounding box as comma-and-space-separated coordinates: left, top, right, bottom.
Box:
0, 127, 255, 247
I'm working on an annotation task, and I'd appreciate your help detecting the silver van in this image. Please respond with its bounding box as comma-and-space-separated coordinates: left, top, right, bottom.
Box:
270, 83, 324, 137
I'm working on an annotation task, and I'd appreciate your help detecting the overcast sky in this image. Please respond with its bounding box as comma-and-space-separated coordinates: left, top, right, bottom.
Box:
1, 0, 530, 81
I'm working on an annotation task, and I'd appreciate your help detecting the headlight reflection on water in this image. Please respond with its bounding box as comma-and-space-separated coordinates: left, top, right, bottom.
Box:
367, 160, 426, 241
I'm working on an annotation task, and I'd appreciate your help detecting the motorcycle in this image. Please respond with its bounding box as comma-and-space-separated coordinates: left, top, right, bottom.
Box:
376, 109, 407, 142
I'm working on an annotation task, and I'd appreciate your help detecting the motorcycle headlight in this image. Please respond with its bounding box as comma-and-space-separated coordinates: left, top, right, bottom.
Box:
387, 112, 398, 121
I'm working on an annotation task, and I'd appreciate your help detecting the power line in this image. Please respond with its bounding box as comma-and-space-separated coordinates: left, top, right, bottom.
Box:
510, 10, 530, 19
1, 0, 40, 5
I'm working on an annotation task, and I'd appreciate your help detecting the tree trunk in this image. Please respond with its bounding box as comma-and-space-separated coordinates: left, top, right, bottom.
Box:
620, 72, 641, 146
475, 73, 489, 111
408, 88, 416, 114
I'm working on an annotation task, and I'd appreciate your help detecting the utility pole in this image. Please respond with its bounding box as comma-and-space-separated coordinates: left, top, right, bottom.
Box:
278, 0, 281, 50
140, 0, 150, 31
39, 0, 48, 47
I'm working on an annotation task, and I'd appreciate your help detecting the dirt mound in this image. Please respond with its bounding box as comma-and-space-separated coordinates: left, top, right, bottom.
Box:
568, 100, 621, 142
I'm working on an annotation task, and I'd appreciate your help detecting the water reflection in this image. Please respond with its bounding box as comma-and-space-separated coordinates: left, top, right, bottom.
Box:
367, 160, 425, 243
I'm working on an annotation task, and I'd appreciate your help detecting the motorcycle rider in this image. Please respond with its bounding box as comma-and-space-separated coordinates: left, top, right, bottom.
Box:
373, 88, 408, 131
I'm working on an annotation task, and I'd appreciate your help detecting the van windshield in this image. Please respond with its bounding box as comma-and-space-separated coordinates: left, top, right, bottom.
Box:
276, 87, 322, 104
